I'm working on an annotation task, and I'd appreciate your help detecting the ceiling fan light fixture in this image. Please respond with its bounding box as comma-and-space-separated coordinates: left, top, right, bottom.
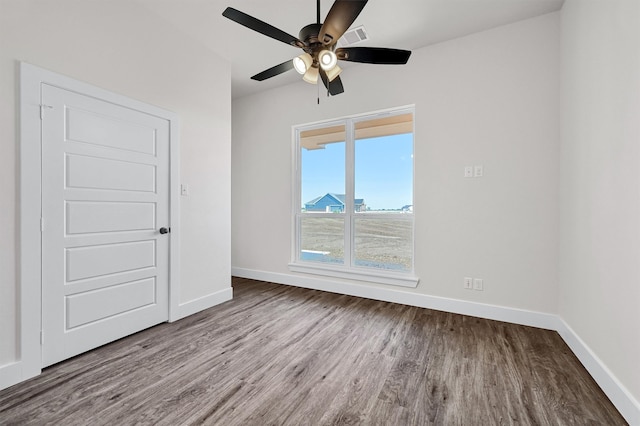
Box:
293, 53, 313, 75
318, 50, 338, 71
325, 64, 342, 82
222, 2, 412, 97
303, 65, 319, 84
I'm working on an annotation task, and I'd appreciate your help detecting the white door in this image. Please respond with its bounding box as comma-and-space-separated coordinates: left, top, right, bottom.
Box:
41, 84, 170, 367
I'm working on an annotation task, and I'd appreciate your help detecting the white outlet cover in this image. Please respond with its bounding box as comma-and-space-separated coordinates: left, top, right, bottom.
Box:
464, 166, 473, 178
474, 165, 484, 177
473, 278, 483, 291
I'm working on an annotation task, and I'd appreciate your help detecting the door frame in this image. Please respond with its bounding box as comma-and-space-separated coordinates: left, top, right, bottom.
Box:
19, 62, 181, 381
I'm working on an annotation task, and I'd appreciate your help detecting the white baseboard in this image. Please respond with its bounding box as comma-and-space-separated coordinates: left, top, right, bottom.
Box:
232, 267, 559, 330
232, 266, 640, 425
556, 319, 640, 425
0, 361, 40, 392
0, 362, 22, 391
170, 287, 233, 322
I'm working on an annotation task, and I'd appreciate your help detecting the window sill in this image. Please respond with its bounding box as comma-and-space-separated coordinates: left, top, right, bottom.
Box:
288, 262, 419, 288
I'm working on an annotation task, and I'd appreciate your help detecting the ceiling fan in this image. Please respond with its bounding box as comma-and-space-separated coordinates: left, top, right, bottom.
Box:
222, 0, 412, 96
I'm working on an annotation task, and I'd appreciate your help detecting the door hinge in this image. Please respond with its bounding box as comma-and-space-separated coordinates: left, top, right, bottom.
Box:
40, 217, 44, 232
40, 331, 44, 345
39, 104, 53, 120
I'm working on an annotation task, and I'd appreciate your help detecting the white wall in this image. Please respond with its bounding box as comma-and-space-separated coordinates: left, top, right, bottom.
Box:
559, 0, 640, 416
0, 1, 231, 372
232, 13, 560, 313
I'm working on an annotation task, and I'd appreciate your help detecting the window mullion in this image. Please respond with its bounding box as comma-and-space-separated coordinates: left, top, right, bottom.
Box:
292, 128, 301, 263
344, 118, 355, 267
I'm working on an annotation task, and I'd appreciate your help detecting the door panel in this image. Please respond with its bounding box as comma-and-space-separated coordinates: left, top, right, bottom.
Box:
66, 201, 156, 234
66, 107, 157, 154
65, 240, 156, 282
41, 84, 169, 367
65, 278, 157, 329
65, 154, 157, 192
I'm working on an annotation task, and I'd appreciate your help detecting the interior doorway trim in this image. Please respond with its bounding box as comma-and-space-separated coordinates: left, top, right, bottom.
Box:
18, 62, 181, 385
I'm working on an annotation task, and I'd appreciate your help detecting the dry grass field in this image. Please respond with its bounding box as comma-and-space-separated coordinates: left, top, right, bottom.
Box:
300, 215, 413, 270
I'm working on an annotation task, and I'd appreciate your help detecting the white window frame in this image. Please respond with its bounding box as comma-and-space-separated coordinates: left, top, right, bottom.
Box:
289, 105, 419, 288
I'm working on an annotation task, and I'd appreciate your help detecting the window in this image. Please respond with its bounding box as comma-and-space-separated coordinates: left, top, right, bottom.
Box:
290, 106, 418, 287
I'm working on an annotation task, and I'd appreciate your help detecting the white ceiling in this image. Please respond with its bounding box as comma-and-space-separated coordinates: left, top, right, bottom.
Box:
136, 0, 564, 98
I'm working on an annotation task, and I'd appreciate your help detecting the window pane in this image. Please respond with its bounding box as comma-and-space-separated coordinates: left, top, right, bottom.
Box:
294, 109, 415, 281
354, 216, 413, 271
300, 216, 344, 264
300, 126, 345, 213
354, 115, 413, 213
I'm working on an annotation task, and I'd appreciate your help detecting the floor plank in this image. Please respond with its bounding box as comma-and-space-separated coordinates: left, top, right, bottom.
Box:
0, 277, 628, 425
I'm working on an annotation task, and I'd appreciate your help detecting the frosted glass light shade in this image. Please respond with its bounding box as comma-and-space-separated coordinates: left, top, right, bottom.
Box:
318, 50, 338, 70
293, 53, 313, 75
325, 65, 342, 82
303, 65, 319, 84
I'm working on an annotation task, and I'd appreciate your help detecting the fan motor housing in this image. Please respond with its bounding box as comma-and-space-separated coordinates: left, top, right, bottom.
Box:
299, 23, 323, 46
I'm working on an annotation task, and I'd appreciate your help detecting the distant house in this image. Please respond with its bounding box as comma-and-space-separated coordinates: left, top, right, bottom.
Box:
401, 205, 413, 212
304, 193, 366, 212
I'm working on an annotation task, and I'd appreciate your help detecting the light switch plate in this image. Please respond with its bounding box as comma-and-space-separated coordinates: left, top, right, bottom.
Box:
464, 277, 473, 289
181, 184, 190, 196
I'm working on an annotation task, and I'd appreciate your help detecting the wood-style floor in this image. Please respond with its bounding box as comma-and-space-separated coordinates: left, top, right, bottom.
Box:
0, 277, 627, 425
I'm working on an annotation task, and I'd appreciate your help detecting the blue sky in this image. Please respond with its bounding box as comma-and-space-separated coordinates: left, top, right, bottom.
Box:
301, 133, 413, 210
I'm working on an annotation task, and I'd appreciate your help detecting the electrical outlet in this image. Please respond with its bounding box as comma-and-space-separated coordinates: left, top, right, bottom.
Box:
464, 277, 473, 289
464, 166, 473, 178
474, 165, 483, 177
473, 278, 483, 291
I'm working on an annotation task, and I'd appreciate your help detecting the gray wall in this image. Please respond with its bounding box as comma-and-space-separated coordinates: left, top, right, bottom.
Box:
559, 0, 640, 408
231, 3, 640, 414
0, 1, 231, 370
232, 13, 560, 313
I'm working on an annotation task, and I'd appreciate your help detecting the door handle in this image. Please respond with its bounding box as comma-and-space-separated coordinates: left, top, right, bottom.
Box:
159, 227, 170, 234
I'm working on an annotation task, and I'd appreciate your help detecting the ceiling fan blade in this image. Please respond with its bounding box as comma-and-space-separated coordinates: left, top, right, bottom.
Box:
222, 7, 304, 48
251, 60, 295, 81
336, 47, 412, 64
318, 0, 368, 46
319, 68, 345, 96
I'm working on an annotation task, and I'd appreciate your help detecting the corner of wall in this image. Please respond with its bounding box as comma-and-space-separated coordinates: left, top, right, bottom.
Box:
556, 318, 640, 424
